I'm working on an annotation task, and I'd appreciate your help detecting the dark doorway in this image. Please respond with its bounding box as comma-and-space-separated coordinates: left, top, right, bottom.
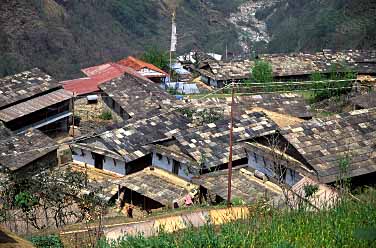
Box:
93, 153, 104, 170
172, 160, 180, 175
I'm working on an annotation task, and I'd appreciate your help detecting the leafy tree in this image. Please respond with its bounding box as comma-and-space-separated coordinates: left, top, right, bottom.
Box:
0, 166, 107, 230
141, 47, 170, 71
251, 60, 273, 84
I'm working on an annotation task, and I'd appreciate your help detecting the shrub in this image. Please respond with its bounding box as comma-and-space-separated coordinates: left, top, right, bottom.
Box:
251, 60, 273, 84
30, 235, 63, 248
99, 110, 112, 120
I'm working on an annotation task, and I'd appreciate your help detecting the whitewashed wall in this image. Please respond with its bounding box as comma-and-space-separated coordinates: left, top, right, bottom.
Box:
139, 68, 164, 77
102, 157, 127, 175
72, 147, 127, 175
152, 152, 195, 180
247, 151, 301, 186
72, 148, 95, 166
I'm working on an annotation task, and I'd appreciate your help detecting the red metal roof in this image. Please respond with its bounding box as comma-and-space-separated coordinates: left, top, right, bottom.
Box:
117, 56, 168, 77
61, 63, 153, 95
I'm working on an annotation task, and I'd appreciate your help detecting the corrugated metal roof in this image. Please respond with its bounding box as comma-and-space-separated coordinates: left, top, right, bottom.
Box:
165, 82, 200, 94
62, 63, 151, 95
117, 56, 168, 77
0, 89, 73, 122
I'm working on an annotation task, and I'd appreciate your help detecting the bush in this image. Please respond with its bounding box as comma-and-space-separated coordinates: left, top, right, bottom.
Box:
141, 46, 169, 71
30, 235, 63, 248
251, 60, 273, 83
99, 110, 112, 120
310, 64, 357, 102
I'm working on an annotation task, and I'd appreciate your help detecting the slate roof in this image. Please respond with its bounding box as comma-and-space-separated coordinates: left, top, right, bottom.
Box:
99, 73, 175, 118
192, 166, 282, 203
258, 49, 376, 77
350, 92, 376, 109
0, 89, 72, 122
175, 112, 278, 168
99, 111, 192, 162
0, 125, 57, 171
198, 60, 254, 81
184, 93, 312, 119
281, 108, 376, 183
113, 167, 197, 206
117, 56, 168, 77
0, 68, 60, 109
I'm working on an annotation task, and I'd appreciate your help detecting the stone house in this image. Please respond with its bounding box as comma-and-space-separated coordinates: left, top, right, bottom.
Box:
0, 124, 58, 177
0, 68, 73, 136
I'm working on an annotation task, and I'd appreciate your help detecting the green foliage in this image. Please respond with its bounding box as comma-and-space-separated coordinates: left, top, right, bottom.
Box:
265, 0, 376, 53
15, 191, 38, 212
231, 197, 245, 206
99, 110, 113, 120
30, 235, 63, 248
310, 64, 357, 102
251, 60, 273, 83
177, 107, 223, 125
141, 47, 169, 71
99, 188, 376, 247
303, 184, 319, 198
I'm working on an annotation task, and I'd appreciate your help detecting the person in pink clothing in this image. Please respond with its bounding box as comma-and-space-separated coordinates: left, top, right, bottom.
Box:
184, 193, 193, 206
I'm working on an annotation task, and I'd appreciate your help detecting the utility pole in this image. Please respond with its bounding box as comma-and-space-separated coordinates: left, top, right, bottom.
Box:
72, 92, 75, 138
227, 82, 235, 207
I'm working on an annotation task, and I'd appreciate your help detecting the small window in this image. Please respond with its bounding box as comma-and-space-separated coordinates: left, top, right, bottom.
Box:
253, 152, 258, 163
113, 158, 117, 166
156, 153, 163, 160
172, 160, 180, 175
81, 149, 84, 156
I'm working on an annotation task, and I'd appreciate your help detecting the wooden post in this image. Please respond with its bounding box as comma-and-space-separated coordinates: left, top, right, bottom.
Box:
84, 163, 88, 187
227, 82, 235, 207
72, 92, 76, 138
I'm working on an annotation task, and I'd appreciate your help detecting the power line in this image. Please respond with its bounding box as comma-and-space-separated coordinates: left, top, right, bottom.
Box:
0, 84, 369, 157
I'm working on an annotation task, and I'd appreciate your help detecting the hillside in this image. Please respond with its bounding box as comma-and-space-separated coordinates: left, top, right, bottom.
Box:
0, 0, 375, 80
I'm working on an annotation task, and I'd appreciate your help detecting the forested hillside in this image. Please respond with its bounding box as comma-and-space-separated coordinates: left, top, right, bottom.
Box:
0, 0, 375, 80
263, 0, 376, 53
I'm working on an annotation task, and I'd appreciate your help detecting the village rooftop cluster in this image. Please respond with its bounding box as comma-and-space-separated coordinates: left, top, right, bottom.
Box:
0, 49, 376, 234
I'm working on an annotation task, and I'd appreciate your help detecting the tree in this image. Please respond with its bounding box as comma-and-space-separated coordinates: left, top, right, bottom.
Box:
0, 166, 107, 231
251, 60, 273, 84
141, 46, 169, 71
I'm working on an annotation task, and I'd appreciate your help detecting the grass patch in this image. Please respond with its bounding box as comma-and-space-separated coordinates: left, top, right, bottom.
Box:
99, 188, 376, 248
99, 110, 113, 120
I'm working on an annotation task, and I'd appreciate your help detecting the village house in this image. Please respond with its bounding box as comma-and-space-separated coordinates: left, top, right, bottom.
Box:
192, 166, 283, 205
152, 111, 279, 179
196, 50, 376, 88
110, 167, 198, 211
99, 73, 175, 120
350, 91, 376, 110
71, 110, 192, 176
197, 59, 254, 88
184, 93, 313, 120
0, 68, 73, 136
117, 56, 168, 83
257, 49, 376, 81
0, 124, 58, 177
245, 108, 376, 188
61, 63, 130, 96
